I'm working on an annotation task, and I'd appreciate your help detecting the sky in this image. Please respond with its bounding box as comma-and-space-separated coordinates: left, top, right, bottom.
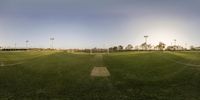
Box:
0, 0, 200, 49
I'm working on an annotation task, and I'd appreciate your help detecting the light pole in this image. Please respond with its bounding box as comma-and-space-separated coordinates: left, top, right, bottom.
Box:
90, 48, 92, 54
107, 47, 109, 54
174, 39, 176, 46
173, 39, 177, 51
144, 35, 149, 50
50, 37, 54, 49
144, 35, 148, 44
185, 43, 187, 50
14, 43, 16, 49
104, 44, 109, 54
25, 40, 29, 49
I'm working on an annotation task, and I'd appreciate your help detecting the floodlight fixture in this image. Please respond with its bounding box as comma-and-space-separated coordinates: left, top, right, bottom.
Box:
25, 40, 29, 49
144, 35, 149, 44
174, 39, 177, 46
50, 37, 55, 49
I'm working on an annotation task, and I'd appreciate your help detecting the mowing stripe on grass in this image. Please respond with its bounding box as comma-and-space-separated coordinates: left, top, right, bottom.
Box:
0, 53, 54, 67
0, 62, 23, 67
160, 53, 200, 67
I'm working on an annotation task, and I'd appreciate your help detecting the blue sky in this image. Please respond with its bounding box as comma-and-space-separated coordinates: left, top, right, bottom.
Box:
0, 0, 200, 49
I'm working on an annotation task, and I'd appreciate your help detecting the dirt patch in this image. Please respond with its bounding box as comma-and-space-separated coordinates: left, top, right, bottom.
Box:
0, 62, 4, 67
91, 67, 110, 77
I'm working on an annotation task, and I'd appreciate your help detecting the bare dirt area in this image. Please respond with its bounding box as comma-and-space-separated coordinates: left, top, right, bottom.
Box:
91, 67, 110, 77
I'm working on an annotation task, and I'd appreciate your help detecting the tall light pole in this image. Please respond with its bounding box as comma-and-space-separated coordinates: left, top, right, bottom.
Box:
144, 35, 148, 44
25, 40, 29, 49
173, 39, 177, 51
107, 47, 110, 54
106, 44, 109, 54
144, 35, 149, 50
185, 43, 187, 50
104, 44, 109, 54
90, 48, 92, 54
50, 37, 54, 49
174, 39, 176, 46
14, 43, 16, 49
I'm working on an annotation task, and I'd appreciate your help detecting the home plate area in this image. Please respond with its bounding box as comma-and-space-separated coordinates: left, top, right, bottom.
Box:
91, 67, 110, 77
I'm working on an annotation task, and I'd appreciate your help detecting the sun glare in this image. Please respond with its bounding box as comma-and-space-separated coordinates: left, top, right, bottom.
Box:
132, 18, 187, 46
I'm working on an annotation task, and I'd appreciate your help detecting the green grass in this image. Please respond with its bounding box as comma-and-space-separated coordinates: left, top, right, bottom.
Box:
0, 51, 200, 100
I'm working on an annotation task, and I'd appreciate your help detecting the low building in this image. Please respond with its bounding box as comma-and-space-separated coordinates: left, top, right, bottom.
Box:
166, 45, 184, 51
191, 47, 200, 50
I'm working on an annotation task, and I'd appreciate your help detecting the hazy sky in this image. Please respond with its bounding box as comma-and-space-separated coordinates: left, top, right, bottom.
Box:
0, 0, 200, 48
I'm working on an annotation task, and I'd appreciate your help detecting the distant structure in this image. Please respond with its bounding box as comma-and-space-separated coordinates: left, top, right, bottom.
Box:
185, 43, 187, 50
90, 48, 92, 54
166, 45, 184, 51
139, 35, 151, 50
190, 46, 200, 51
50, 37, 55, 49
107, 48, 109, 54
144, 35, 149, 50
144, 35, 149, 44
173, 39, 177, 46
165, 39, 185, 51
14, 43, 16, 49
25, 40, 29, 49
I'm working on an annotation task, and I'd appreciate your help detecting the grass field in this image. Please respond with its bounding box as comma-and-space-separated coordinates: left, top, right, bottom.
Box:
0, 51, 200, 100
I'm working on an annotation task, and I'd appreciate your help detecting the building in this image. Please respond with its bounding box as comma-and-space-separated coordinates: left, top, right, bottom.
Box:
191, 46, 200, 50
166, 45, 184, 51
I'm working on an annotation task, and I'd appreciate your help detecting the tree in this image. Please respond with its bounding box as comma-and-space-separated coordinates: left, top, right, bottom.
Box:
140, 42, 147, 50
135, 45, 139, 50
118, 45, 123, 50
140, 43, 151, 50
157, 42, 166, 50
109, 47, 113, 51
125, 44, 133, 50
113, 46, 118, 51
